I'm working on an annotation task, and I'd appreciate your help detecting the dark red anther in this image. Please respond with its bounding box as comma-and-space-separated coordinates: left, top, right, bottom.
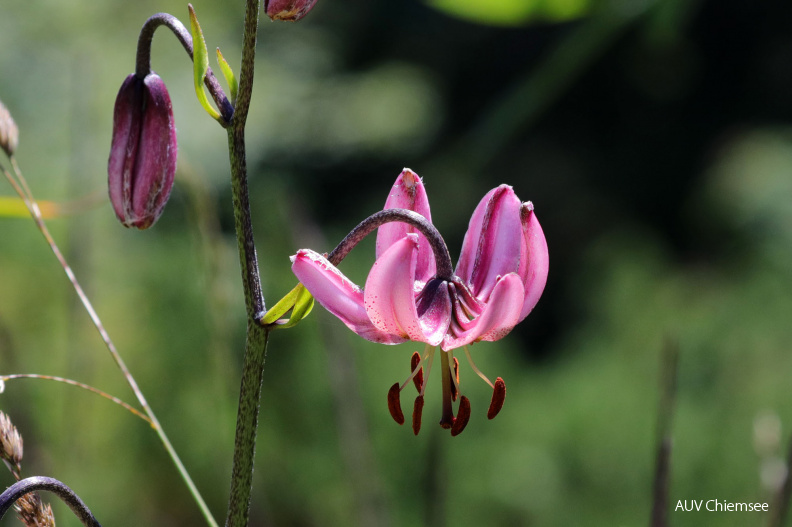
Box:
487, 377, 506, 419
451, 396, 471, 437
412, 395, 424, 435
410, 351, 423, 393
387, 383, 404, 425
450, 356, 460, 402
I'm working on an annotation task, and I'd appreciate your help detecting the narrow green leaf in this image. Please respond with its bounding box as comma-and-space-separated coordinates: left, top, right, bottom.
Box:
278, 287, 314, 329
261, 283, 304, 325
216, 48, 238, 104
188, 4, 222, 122
261, 284, 315, 329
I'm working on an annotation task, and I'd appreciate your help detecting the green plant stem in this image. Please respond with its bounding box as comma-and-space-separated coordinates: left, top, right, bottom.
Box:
224, 325, 269, 527
224, 0, 268, 526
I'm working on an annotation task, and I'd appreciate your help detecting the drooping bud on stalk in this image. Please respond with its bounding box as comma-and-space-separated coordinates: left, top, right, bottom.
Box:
108, 73, 177, 229
265, 0, 319, 21
0, 98, 19, 157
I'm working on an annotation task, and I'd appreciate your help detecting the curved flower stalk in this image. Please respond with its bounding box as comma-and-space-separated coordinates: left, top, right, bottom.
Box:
0, 477, 101, 527
292, 168, 549, 435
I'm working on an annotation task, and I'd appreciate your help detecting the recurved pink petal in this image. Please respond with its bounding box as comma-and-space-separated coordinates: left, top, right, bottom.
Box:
365, 234, 446, 346
292, 249, 405, 344
376, 169, 436, 284
518, 202, 549, 321
443, 273, 524, 350
455, 185, 523, 301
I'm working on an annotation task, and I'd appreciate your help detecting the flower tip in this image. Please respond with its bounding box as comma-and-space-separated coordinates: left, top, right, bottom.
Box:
400, 168, 419, 189
522, 201, 534, 213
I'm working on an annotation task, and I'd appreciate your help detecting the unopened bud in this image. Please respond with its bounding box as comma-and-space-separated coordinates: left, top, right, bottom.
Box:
265, 0, 318, 21
108, 73, 177, 229
0, 98, 19, 157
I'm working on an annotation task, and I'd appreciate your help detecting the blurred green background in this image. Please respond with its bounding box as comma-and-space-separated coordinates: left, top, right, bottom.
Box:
3, 0, 792, 525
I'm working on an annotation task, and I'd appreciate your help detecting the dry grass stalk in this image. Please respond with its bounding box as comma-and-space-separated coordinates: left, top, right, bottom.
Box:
14, 492, 56, 527
1, 411, 57, 526
1, 410, 24, 478
0, 97, 19, 156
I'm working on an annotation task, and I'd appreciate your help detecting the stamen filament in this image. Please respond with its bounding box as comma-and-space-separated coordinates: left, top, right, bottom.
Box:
448, 349, 460, 402
464, 346, 494, 388
419, 346, 436, 397
399, 344, 435, 394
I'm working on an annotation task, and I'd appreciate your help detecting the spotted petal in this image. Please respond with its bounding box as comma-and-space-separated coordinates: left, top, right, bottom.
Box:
365, 234, 450, 346
291, 249, 405, 344
376, 168, 436, 284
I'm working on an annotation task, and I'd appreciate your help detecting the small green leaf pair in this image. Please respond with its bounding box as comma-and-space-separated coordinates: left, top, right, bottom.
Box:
189, 4, 238, 122
261, 283, 315, 330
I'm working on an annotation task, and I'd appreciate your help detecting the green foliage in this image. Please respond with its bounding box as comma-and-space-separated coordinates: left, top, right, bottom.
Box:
189, 4, 222, 123
426, 0, 591, 26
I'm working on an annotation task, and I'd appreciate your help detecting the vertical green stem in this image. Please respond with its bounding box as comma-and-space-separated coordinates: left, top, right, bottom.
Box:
224, 1, 266, 526
224, 323, 269, 527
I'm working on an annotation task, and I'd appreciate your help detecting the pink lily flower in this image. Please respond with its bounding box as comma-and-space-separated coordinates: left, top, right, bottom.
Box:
291, 168, 548, 435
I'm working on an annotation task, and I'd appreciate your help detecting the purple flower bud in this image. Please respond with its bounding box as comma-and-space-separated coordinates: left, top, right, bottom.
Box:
265, 0, 318, 21
108, 73, 177, 229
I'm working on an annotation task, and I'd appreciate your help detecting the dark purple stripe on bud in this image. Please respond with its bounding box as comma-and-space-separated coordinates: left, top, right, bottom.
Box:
108, 73, 177, 229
